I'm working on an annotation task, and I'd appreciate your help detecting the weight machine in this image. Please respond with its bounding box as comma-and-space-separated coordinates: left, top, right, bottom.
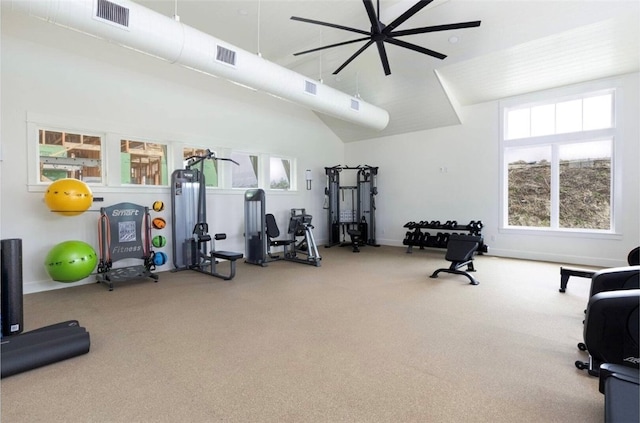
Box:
325, 165, 378, 251
171, 149, 243, 280
244, 189, 321, 267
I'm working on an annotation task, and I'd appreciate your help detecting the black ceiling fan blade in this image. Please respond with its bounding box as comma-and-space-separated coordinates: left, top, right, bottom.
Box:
385, 37, 447, 60
333, 40, 375, 74
384, 0, 434, 34
391, 21, 482, 37
291, 16, 370, 36
293, 37, 371, 56
363, 0, 382, 33
375, 40, 392, 75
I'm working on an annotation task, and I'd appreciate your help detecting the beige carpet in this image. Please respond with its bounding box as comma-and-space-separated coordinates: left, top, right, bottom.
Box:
1, 246, 603, 422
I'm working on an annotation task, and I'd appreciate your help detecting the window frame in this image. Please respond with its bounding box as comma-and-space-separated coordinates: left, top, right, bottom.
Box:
27, 116, 107, 187
269, 155, 295, 191
119, 137, 170, 187
499, 86, 621, 237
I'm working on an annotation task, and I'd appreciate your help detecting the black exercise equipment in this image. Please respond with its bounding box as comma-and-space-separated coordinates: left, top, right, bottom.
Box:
559, 246, 639, 293
171, 150, 243, 280
402, 219, 488, 254
325, 165, 378, 251
575, 289, 639, 377
430, 234, 483, 285
1, 238, 24, 336
599, 363, 639, 423
589, 266, 640, 297
1, 320, 90, 378
245, 189, 321, 267
96, 202, 159, 291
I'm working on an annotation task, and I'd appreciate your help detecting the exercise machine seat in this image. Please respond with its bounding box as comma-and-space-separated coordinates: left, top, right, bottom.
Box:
576, 289, 640, 376
590, 265, 640, 297
599, 363, 640, 423
430, 234, 482, 285
266, 214, 294, 248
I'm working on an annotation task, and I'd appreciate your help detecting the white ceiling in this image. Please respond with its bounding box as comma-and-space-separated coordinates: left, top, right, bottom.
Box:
5, 0, 640, 142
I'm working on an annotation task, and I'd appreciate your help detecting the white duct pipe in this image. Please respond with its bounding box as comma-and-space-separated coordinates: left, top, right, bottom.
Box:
11, 0, 390, 131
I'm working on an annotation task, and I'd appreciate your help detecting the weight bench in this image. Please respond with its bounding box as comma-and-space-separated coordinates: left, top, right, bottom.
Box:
430, 234, 483, 285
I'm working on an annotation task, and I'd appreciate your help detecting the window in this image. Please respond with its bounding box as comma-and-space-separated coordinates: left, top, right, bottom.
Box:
231, 152, 259, 188
270, 157, 291, 190
502, 90, 615, 232
38, 129, 103, 183
120, 139, 168, 186
183, 147, 219, 188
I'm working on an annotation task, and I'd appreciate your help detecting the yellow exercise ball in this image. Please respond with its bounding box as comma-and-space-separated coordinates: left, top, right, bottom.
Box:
44, 178, 93, 216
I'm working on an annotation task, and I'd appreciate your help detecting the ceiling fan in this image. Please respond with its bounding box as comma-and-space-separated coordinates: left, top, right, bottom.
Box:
291, 0, 481, 76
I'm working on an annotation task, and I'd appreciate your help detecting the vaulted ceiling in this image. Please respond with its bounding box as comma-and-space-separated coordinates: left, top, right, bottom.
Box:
4, 0, 639, 142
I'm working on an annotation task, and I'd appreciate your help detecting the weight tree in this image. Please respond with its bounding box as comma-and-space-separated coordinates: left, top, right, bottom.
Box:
324, 165, 379, 248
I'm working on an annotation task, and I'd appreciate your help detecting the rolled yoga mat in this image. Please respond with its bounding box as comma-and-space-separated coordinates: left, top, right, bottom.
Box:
1, 321, 90, 378
1, 238, 24, 337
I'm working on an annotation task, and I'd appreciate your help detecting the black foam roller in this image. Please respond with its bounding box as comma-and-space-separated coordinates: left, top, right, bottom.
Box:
1, 325, 90, 378
1, 238, 24, 336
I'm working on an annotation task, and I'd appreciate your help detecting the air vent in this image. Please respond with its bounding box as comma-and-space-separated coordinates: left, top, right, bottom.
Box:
304, 81, 317, 95
216, 45, 237, 66
351, 99, 360, 111
96, 0, 129, 27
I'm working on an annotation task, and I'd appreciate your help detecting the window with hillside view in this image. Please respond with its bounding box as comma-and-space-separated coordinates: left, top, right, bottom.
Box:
502, 91, 614, 231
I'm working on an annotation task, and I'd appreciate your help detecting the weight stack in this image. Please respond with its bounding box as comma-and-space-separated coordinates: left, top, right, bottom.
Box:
1, 239, 24, 337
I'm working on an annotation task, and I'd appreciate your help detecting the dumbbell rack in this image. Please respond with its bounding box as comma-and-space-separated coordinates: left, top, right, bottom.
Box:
402, 220, 488, 254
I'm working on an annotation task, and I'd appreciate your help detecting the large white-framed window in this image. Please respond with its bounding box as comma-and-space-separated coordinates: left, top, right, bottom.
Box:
270, 156, 293, 190
120, 138, 169, 186
501, 89, 617, 233
230, 151, 259, 189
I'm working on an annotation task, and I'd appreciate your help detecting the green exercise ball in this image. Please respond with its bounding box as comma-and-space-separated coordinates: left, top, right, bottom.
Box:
45, 240, 98, 282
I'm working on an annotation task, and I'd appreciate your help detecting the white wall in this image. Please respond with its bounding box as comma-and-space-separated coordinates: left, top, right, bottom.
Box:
0, 14, 343, 293
346, 73, 640, 268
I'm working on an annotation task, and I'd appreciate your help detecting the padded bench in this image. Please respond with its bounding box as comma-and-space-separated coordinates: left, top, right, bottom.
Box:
209, 250, 243, 280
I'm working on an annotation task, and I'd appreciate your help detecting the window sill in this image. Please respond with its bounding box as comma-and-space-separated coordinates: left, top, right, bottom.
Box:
499, 226, 622, 240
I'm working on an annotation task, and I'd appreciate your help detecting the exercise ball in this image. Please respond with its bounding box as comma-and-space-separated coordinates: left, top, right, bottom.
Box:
152, 217, 166, 230
152, 201, 165, 212
44, 178, 93, 216
153, 251, 167, 266
152, 235, 167, 248
45, 241, 98, 282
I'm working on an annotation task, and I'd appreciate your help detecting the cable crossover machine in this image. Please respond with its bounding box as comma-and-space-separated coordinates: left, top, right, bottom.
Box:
171, 149, 243, 280
325, 165, 379, 252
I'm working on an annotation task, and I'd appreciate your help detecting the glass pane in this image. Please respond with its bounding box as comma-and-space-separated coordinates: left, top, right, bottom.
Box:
530, 104, 555, 137
183, 148, 218, 187
556, 99, 582, 134
506, 108, 530, 140
39, 129, 102, 183
120, 140, 168, 186
270, 157, 290, 189
231, 152, 258, 188
506, 146, 551, 227
559, 140, 611, 229
583, 94, 613, 131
